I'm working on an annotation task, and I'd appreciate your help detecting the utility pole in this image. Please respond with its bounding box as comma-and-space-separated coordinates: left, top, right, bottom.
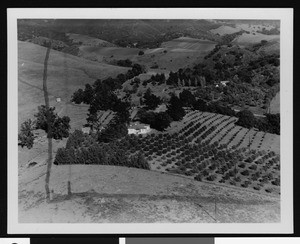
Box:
43, 41, 53, 202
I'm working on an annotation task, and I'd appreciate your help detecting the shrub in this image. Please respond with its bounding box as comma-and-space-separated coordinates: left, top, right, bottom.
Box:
265, 188, 273, 193
249, 164, 257, 170
206, 174, 217, 181
241, 169, 250, 176
238, 163, 246, 168
253, 185, 261, 191
18, 119, 35, 149
138, 50, 144, 55
271, 178, 280, 186
194, 174, 202, 181
241, 181, 250, 188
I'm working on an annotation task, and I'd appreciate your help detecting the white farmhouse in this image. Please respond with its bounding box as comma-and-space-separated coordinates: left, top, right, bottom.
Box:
56, 97, 61, 102
81, 126, 91, 134
128, 122, 151, 135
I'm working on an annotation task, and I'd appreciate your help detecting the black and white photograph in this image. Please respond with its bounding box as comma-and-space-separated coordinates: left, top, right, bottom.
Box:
7, 8, 293, 233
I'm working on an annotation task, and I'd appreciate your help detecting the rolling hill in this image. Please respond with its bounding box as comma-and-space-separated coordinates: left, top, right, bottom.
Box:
18, 41, 129, 128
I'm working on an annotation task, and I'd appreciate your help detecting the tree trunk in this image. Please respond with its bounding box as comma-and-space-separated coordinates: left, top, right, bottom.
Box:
43, 42, 52, 201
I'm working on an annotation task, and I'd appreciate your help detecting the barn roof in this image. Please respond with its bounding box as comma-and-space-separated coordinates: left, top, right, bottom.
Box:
128, 122, 149, 130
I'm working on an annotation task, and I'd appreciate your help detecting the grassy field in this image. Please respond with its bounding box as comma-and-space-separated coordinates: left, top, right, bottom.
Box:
18, 41, 129, 128
210, 25, 241, 36
232, 33, 280, 46
136, 37, 216, 71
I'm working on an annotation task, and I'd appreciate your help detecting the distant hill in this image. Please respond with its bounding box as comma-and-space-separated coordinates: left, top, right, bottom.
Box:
18, 19, 221, 49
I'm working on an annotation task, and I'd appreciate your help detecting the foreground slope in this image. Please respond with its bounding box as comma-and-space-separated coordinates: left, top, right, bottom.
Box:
19, 163, 279, 223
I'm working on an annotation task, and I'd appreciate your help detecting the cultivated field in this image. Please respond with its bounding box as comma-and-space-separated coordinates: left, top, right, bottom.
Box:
115, 111, 280, 195
67, 33, 116, 47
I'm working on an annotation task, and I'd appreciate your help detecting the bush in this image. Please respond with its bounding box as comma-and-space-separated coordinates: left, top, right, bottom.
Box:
18, 119, 35, 149
271, 178, 280, 186
138, 50, 144, 55
241, 169, 250, 176
206, 174, 217, 181
194, 174, 202, 182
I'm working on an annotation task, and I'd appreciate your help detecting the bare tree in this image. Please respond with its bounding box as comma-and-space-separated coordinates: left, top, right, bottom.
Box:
42, 41, 53, 201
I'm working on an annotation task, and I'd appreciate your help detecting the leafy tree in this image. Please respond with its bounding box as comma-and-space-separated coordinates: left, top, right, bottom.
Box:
66, 129, 85, 149
71, 88, 85, 104
167, 94, 185, 121
143, 88, 162, 110
192, 98, 208, 111
150, 112, 172, 131
82, 84, 94, 104
34, 105, 71, 140
235, 109, 256, 128
166, 71, 178, 86
18, 119, 35, 149
179, 89, 196, 107
97, 121, 128, 143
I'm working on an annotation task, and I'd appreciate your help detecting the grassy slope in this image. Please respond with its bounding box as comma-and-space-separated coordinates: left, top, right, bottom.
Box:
78, 37, 216, 72
210, 25, 242, 36
134, 37, 216, 71
67, 33, 116, 47
232, 33, 280, 46
19, 163, 280, 223
18, 41, 129, 127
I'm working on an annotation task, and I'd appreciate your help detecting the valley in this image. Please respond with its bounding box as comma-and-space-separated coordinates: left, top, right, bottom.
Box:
17, 19, 281, 223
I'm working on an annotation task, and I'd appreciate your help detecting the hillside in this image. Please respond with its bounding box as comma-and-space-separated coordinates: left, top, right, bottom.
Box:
210, 25, 241, 36
232, 33, 280, 46
66, 33, 116, 47
19, 163, 280, 223
17, 19, 281, 224
134, 37, 216, 71
78, 46, 141, 62
18, 41, 129, 127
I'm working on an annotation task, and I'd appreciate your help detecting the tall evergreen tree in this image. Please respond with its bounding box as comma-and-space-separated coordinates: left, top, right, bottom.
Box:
167, 94, 185, 121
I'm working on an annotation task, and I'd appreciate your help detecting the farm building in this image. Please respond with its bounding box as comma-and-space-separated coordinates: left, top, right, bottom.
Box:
220, 80, 230, 86
128, 122, 151, 135
81, 126, 91, 134
56, 97, 61, 102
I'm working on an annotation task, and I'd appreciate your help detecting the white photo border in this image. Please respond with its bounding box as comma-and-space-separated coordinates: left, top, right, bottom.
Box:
7, 8, 294, 234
